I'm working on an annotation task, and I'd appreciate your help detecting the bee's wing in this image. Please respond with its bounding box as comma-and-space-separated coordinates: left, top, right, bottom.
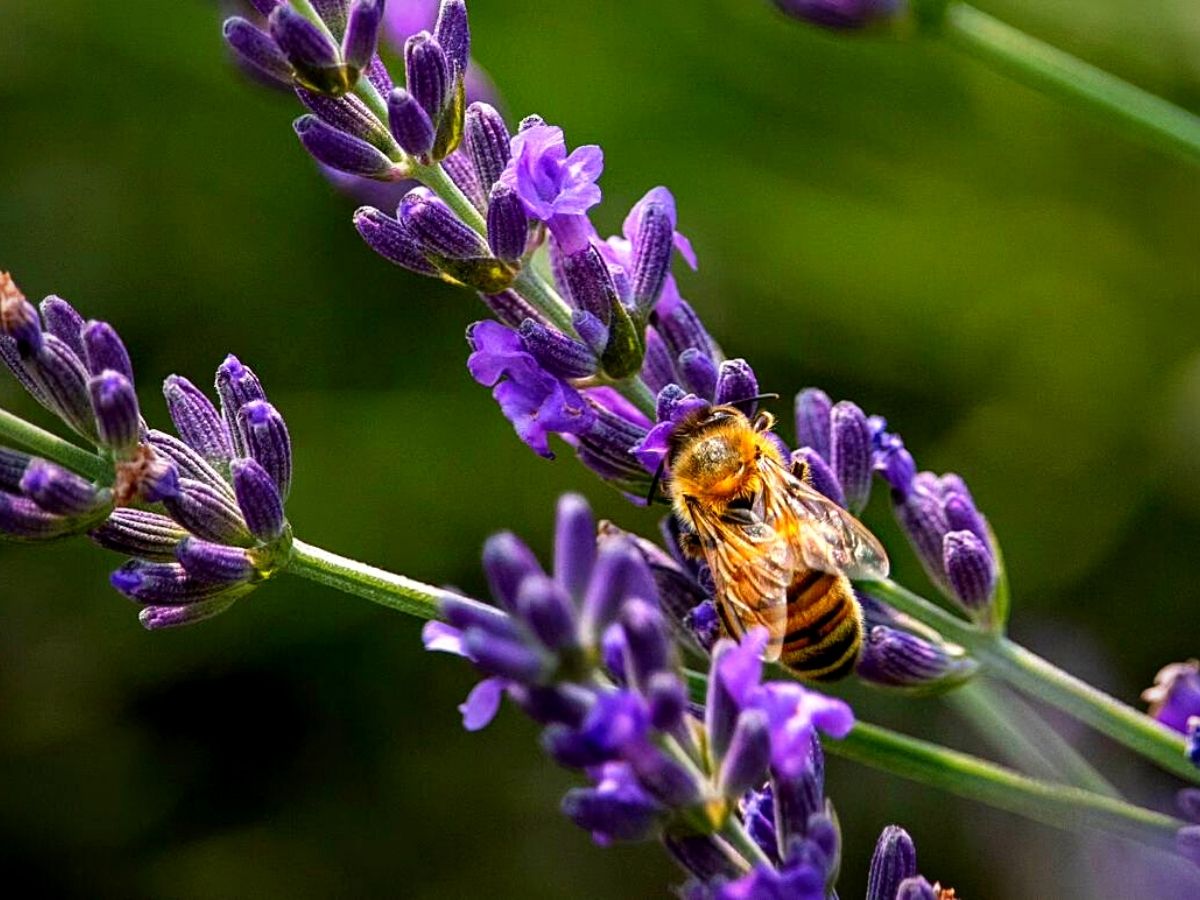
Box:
688, 503, 792, 662
759, 456, 890, 582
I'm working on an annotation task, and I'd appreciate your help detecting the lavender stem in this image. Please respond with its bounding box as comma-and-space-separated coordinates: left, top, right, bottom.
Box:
0, 406, 109, 481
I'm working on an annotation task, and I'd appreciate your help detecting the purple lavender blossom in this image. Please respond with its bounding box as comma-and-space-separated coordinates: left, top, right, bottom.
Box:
466, 321, 595, 458
499, 124, 603, 254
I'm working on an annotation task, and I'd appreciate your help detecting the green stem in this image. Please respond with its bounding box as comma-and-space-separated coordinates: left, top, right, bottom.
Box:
0, 407, 109, 481
282, 542, 1181, 847
942, 3, 1200, 164
865, 579, 1198, 784
828, 721, 1180, 847
287, 538, 444, 620
418, 162, 487, 234
511, 268, 577, 335
948, 679, 1119, 798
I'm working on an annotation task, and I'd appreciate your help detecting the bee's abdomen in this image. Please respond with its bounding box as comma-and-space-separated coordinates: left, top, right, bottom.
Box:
781, 570, 862, 682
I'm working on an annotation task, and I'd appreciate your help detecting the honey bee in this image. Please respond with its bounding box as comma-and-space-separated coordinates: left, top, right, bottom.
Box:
664, 404, 889, 681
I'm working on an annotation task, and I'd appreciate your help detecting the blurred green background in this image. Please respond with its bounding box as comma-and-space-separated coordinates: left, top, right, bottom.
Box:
2, 0, 1199, 896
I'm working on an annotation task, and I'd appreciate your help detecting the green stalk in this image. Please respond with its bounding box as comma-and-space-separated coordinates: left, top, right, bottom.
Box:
280, 544, 1182, 847
0, 407, 109, 481
864, 579, 1197, 785
287, 538, 444, 619
942, 3, 1200, 164
828, 721, 1180, 847
948, 679, 1119, 798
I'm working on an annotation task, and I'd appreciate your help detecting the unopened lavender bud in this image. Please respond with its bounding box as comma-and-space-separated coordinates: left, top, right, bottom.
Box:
894, 488, 950, 589
518, 320, 596, 379
944, 491, 989, 545
404, 32, 450, 122
581, 539, 658, 641
553, 494, 596, 602
793, 447, 846, 508
665, 835, 743, 882
630, 200, 675, 313
718, 709, 772, 799
654, 298, 717, 363
177, 537, 256, 584
90, 509, 188, 561
0, 492, 75, 541
794, 388, 832, 462
236, 401, 293, 500
387, 88, 435, 157
463, 628, 549, 683
875, 433, 916, 498
20, 459, 108, 517
856, 625, 978, 691
619, 599, 671, 688
81, 320, 133, 380
481, 289, 542, 329
561, 779, 662, 845
559, 245, 617, 324
486, 184, 528, 262
714, 359, 758, 408
441, 150, 483, 208
353, 207, 439, 276
482, 531, 545, 614
39, 296, 86, 358
298, 88, 392, 149
88, 371, 141, 455
0, 448, 31, 492
401, 189, 489, 259
28, 336, 97, 439
110, 560, 239, 604
163, 478, 251, 546
465, 102, 511, 191
627, 744, 703, 808
772, 0, 900, 30
223, 17, 294, 86
573, 310, 609, 357
139, 595, 240, 630
896, 877, 938, 900
642, 677, 684, 738
678, 348, 718, 401
146, 430, 227, 498
294, 115, 397, 178
830, 400, 871, 513
268, 5, 350, 95
516, 573, 578, 652
866, 825, 918, 900
341, 0, 382, 73
641, 327, 675, 393
0, 272, 42, 357
943, 530, 996, 611
215, 354, 266, 454
231, 458, 286, 542
163, 375, 233, 466
434, 0, 470, 76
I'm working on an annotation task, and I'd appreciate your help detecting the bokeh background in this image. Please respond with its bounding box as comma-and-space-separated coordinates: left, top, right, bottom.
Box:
2, 0, 1199, 896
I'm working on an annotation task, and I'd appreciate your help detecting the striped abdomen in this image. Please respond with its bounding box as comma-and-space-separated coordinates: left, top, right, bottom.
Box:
781, 569, 863, 682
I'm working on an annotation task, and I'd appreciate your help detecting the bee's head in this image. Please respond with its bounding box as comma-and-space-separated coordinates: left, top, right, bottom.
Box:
667, 405, 770, 505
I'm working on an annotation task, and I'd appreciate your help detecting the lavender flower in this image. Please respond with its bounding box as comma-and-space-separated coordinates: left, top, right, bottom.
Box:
499, 124, 603, 254
424, 494, 858, 892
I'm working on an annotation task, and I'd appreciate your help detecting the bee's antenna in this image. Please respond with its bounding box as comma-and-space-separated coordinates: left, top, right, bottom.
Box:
730, 392, 780, 413
646, 459, 667, 506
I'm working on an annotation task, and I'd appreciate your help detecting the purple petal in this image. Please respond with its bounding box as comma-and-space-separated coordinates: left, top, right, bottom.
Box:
459, 676, 506, 730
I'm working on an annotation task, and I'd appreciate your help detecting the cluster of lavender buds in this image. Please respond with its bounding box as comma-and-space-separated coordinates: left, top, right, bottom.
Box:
0, 275, 293, 629
424, 493, 954, 896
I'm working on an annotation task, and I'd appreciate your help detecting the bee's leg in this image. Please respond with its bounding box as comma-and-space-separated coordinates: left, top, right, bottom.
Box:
791, 456, 812, 485
752, 410, 776, 433
677, 525, 705, 560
